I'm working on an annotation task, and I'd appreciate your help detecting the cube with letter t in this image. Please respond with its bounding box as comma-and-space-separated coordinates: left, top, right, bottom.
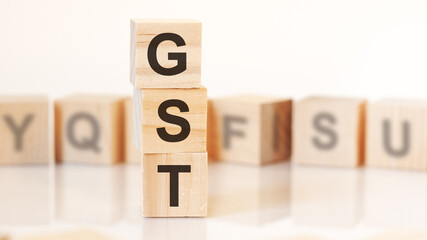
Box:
293, 96, 366, 167
0, 96, 48, 164
142, 152, 207, 217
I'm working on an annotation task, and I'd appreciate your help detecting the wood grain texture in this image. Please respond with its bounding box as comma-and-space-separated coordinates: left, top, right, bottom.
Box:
124, 97, 140, 164
130, 19, 201, 88
207, 94, 292, 165
133, 88, 207, 153
0, 96, 49, 164
366, 99, 427, 170
293, 96, 366, 167
142, 152, 208, 217
13, 230, 116, 240
55, 95, 125, 164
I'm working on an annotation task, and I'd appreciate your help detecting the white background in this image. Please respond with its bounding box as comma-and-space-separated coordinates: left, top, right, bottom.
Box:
1, 0, 427, 100
2, 1, 427, 239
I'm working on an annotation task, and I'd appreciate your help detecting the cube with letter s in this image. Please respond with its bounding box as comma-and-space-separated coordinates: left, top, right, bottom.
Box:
293, 96, 366, 167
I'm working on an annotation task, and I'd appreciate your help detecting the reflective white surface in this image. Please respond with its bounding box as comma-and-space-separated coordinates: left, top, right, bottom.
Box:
1, 162, 427, 239
0, 166, 52, 226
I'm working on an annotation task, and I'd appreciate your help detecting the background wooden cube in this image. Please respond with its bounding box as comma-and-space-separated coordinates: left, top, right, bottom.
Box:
207, 95, 292, 165
133, 88, 207, 153
0, 96, 49, 164
13, 230, 115, 240
293, 96, 366, 167
124, 97, 140, 164
366, 99, 427, 170
142, 152, 207, 217
55, 95, 125, 164
131, 19, 202, 88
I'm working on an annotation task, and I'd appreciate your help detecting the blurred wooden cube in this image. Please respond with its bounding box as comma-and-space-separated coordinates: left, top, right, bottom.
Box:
133, 88, 207, 153
124, 97, 140, 164
366, 99, 427, 170
142, 152, 207, 217
55, 95, 125, 164
0, 96, 49, 164
207, 95, 292, 165
131, 19, 201, 88
293, 96, 366, 167
13, 230, 115, 240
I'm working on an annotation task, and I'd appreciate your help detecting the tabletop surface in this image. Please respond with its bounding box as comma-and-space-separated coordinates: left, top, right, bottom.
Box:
1, 161, 427, 240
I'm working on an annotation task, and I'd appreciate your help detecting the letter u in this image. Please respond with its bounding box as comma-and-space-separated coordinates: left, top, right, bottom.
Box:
382, 119, 410, 157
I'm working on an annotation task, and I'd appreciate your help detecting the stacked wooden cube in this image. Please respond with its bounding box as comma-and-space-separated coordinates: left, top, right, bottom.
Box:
130, 19, 207, 217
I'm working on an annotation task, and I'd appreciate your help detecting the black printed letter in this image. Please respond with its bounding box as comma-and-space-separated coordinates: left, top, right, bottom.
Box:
158, 165, 191, 207
157, 99, 191, 142
147, 33, 186, 76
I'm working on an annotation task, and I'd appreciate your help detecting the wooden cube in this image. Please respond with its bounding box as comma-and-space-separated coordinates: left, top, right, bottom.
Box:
124, 97, 140, 164
366, 99, 427, 170
207, 95, 292, 165
293, 96, 366, 167
131, 19, 202, 88
13, 230, 115, 240
0, 96, 49, 164
133, 88, 207, 153
55, 95, 125, 164
142, 152, 207, 217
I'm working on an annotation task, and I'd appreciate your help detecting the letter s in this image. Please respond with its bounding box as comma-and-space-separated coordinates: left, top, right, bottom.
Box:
156, 99, 191, 142
312, 112, 338, 150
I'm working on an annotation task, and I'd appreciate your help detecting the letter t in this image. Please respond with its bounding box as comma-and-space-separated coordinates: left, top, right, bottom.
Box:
157, 165, 191, 207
